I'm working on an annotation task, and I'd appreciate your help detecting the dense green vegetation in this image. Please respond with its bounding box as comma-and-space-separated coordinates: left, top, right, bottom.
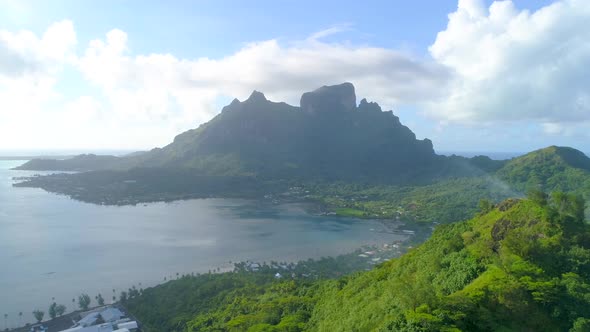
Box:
125, 250, 404, 332
13, 168, 290, 205
309, 146, 590, 223
310, 194, 590, 331
498, 146, 590, 197
307, 177, 517, 223
126, 194, 590, 331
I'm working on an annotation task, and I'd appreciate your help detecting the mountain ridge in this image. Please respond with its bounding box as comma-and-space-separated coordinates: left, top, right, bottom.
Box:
497, 145, 590, 194
16, 82, 439, 182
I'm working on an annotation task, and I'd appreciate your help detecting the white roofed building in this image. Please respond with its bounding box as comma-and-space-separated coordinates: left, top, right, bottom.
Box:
57, 306, 138, 332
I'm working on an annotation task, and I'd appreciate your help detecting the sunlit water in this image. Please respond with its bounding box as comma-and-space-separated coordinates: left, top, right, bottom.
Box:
0, 160, 403, 326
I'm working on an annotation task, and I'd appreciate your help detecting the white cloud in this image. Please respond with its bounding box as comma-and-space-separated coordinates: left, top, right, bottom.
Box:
0, 20, 75, 78
428, 0, 590, 126
0, 20, 81, 150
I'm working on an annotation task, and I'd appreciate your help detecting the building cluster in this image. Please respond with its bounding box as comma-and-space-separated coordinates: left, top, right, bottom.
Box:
57, 307, 138, 332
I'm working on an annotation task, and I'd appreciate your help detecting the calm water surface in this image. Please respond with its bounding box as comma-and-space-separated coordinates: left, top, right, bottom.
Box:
0, 160, 402, 325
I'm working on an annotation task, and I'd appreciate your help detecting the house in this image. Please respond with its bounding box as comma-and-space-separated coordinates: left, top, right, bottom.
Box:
58, 307, 138, 332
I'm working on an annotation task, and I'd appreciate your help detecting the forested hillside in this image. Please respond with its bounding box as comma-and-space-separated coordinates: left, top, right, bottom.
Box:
126, 193, 590, 331
497, 146, 590, 195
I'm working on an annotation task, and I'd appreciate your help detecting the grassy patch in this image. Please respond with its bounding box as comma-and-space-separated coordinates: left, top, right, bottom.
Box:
335, 208, 366, 217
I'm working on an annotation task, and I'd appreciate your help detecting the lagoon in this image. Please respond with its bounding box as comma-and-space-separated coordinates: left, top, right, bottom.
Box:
0, 160, 403, 326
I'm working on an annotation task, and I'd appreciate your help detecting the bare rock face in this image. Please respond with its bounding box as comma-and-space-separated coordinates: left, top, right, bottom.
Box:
358, 98, 382, 113
300, 82, 356, 113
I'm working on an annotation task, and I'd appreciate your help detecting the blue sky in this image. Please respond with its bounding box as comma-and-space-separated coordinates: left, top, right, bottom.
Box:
1, 1, 555, 61
0, 0, 588, 154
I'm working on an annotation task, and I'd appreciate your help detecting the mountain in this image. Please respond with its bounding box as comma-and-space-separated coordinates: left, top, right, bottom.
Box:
17, 83, 438, 181
497, 146, 590, 194
125, 195, 590, 331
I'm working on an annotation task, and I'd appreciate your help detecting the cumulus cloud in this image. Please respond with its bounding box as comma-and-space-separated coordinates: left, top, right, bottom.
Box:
0, 20, 82, 150
0, 20, 76, 78
76, 27, 450, 115
428, 0, 590, 128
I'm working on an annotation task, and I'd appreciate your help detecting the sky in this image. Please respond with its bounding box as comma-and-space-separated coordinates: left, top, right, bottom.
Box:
0, 0, 588, 154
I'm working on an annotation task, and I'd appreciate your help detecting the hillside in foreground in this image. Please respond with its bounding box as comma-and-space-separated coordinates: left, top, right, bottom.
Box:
125, 193, 590, 331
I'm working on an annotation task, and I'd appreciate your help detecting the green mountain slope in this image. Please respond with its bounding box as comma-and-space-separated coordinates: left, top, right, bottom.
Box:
309, 196, 589, 331
125, 194, 590, 331
497, 146, 590, 194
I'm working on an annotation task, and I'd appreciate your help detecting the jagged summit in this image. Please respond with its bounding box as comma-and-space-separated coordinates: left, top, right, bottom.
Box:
245, 90, 268, 103
358, 98, 382, 113
300, 82, 356, 113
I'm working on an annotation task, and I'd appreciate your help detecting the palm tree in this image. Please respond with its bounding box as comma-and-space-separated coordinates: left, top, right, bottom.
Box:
4, 313, 7, 330
19, 312, 23, 327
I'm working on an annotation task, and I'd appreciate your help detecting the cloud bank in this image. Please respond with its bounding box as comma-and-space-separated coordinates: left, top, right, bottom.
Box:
0, 23, 450, 149
429, 0, 590, 133
75, 27, 450, 126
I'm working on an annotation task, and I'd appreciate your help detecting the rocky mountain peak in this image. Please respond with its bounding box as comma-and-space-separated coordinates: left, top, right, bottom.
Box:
300, 82, 356, 113
246, 90, 268, 103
